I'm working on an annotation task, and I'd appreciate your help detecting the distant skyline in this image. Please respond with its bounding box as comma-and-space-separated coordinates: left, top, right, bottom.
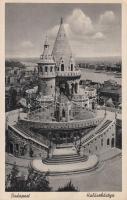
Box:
5, 3, 121, 58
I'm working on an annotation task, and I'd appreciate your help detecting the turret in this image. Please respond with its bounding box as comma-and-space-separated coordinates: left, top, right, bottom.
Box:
37, 36, 56, 103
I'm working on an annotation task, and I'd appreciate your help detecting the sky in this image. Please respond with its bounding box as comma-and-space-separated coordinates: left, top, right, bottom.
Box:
5, 3, 121, 58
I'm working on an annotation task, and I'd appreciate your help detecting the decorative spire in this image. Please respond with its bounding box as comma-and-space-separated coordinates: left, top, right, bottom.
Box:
42, 35, 49, 56
44, 34, 49, 47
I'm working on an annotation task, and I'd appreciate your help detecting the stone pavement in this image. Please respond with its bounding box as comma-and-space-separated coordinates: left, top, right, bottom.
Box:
31, 155, 98, 174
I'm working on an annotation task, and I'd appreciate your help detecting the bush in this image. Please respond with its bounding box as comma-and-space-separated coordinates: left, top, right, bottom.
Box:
5, 164, 51, 192
57, 180, 79, 192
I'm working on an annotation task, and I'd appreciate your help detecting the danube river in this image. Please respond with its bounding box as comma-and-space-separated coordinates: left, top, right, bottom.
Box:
80, 69, 121, 85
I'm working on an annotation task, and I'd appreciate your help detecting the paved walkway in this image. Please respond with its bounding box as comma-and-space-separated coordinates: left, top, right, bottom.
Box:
53, 146, 77, 156
31, 155, 98, 174
99, 147, 122, 161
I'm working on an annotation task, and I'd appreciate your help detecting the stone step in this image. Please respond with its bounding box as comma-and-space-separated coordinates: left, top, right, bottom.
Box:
43, 158, 88, 165
52, 154, 78, 158
43, 155, 88, 165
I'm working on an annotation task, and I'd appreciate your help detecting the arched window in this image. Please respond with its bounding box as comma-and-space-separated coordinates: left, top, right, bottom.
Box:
45, 66, 48, 72
16, 144, 19, 151
61, 64, 64, 71
71, 83, 74, 94
62, 109, 65, 118
107, 138, 110, 145
75, 83, 78, 93
111, 138, 115, 148
50, 66, 53, 72
71, 64, 73, 71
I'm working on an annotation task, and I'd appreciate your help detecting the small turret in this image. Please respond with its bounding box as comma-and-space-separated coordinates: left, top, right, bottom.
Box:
37, 36, 56, 104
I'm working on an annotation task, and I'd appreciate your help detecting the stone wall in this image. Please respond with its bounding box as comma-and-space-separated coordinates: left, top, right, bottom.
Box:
81, 121, 116, 156
6, 125, 48, 159
38, 77, 55, 97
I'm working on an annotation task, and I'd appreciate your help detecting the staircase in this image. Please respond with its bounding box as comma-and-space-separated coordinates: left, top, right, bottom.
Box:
83, 120, 112, 144
12, 123, 49, 148
43, 153, 88, 165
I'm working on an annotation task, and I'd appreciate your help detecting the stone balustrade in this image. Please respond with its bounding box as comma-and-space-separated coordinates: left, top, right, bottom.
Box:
20, 117, 102, 130
39, 72, 56, 78
56, 70, 81, 77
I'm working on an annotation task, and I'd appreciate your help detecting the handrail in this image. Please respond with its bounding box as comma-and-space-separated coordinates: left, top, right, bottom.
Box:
82, 119, 115, 146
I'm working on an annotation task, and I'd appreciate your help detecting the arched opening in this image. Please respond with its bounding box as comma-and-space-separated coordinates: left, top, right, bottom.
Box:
45, 66, 48, 72
50, 66, 53, 72
111, 138, 115, 148
15, 143, 19, 151
107, 138, 110, 146
75, 83, 78, 93
71, 83, 74, 94
9, 142, 14, 154
61, 64, 64, 71
92, 101, 95, 109
71, 64, 73, 71
62, 109, 65, 118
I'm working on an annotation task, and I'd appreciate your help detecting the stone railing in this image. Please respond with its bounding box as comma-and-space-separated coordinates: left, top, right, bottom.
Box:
9, 124, 49, 149
20, 117, 103, 130
39, 72, 56, 78
97, 106, 122, 114
56, 70, 81, 77
81, 119, 115, 147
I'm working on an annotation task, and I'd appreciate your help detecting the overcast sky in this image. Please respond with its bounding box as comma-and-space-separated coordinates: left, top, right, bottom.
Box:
5, 3, 121, 58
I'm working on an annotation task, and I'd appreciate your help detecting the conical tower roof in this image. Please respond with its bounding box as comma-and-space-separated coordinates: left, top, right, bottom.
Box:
52, 17, 72, 67
39, 35, 54, 64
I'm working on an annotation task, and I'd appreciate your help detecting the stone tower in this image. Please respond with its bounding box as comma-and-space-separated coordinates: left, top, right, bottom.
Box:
37, 36, 56, 104
52, 18, 81, 98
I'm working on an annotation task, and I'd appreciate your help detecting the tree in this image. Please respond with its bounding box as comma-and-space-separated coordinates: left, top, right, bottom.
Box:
6, 164, 51, 191
57, 180, 79, 192
5, 162, 19, 191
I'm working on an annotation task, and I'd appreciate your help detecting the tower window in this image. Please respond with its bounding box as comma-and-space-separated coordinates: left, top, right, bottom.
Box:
62, 109, 65, 118
45, 66, 48, 72
71, 64, 73, 71
61, 64, 64, 71
50, 66, 53, 72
